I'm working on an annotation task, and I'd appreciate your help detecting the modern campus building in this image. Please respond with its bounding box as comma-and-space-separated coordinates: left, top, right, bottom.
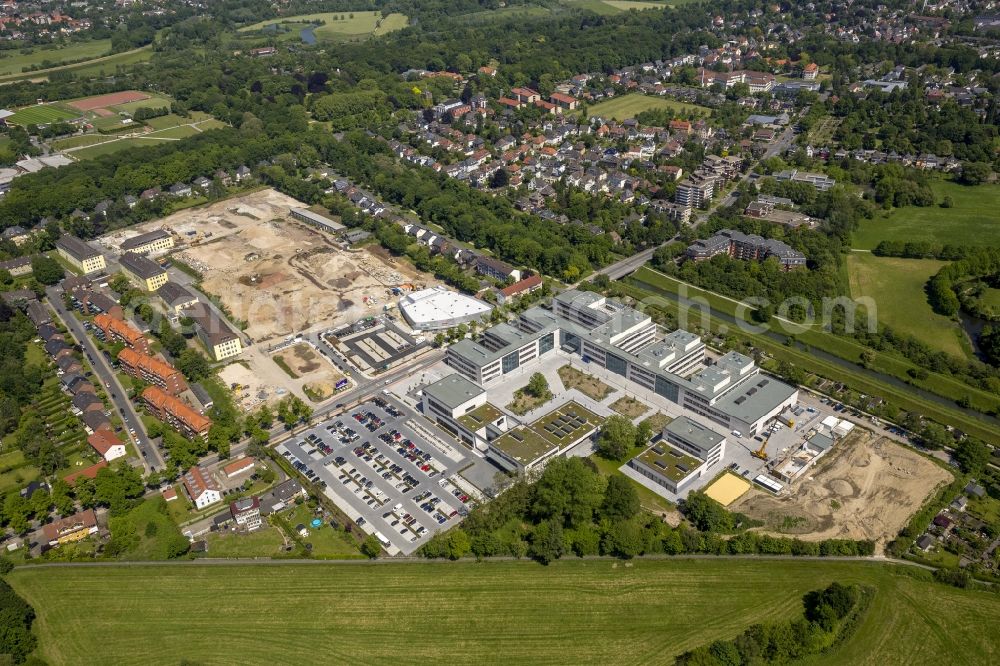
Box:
56, 235, 106, 274
445, 290, 798, 437
119, 251, 169, 291
120, 229, 174, 255
399, 285, 493, 331
421, 374, 509, 451
628, 415, 729, 493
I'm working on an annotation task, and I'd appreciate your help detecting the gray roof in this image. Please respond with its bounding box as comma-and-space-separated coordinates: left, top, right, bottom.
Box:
56, 235, 100, 261
714, 374, 797, 425
807, 431, 835, 451
121, 229, 170, 251
664, 416, 725, 456
423, 373, 485, 410
119, 252, 166, 280
157, 281, 196, 305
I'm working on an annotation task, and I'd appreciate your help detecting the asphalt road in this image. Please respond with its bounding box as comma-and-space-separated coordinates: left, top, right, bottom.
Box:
45, 286, 165, 473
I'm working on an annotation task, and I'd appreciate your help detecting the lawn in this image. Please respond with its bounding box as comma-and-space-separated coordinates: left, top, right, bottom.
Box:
6, 103, 79, 126
239, 11, 408, 43
145, 124, 200, 139
68, 138, 143, 160
202, 524, 288, 558
557, 364, 614, 401
585, 93, 708, 120
852, 181, 1000, 250
111, 94, 173, 114
0, 39, 112, 77
847, 253, 968, 359
10, 559, 1000, 665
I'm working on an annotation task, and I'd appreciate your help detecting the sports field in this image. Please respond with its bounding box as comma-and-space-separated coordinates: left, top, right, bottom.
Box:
585, 93, 708, 120
852, 181, 1000, 250
703, 472, 751, 506
9, 559, 999, 665
847, 253, 968, 359
6, 103, 78, 126
0, 39, 112, 77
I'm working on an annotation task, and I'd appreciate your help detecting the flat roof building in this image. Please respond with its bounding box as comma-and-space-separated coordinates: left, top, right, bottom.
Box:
399, 286, 493, 331
421, 374, 507, 450
119, 251, 168, 291
56, 235, 106, 274
663, 416, 727, 467
290, 208, 344, 233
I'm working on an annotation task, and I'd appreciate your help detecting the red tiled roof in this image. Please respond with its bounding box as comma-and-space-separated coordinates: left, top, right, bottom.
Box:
64, 460, 108, 485
88, 429, 122, 456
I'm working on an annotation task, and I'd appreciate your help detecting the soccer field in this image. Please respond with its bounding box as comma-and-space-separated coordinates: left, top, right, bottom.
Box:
6, 104, 78, 126
8, 559, 999, 665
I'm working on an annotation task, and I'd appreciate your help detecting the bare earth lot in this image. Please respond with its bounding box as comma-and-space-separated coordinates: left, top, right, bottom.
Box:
142, 189, 433, 343
272, 343, 346, 400
730, 431, 952, 552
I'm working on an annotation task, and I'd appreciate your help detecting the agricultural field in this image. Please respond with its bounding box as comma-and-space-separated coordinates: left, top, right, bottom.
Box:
9, 559, 1000, 665
847, 252, 969, 359
0, 39, 112, 77
584, 93, 708, 120
852, 181, 1000, 250
238, 11, 408, 43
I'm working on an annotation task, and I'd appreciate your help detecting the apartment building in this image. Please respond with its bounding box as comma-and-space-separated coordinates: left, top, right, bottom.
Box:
93, 313, 150, 354
142, 386, 212, 439
117, 347, 187, 396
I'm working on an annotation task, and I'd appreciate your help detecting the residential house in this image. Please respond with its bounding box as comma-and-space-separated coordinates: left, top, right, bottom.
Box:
88, 429, 126, 462
230, 497, 262, 531
56, 235, 106, 274
93, 313, 149, 353
42, 508, 98, 546
183, 465, 222, 510
119, 251, 168, 291
142, 386, 212, 440
117, 347, 187, 396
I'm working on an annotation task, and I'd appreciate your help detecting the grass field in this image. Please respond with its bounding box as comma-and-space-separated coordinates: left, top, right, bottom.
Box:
9, 559, 1000, 665
111, 94, 173, 114
0, 45, 153, 83
49, 134, 115, 150
585, 93, 708, 120
852, 181, 1000, 250
561, 0, 691, 14
146, 125, 200, 139
239, 11, 408, 43
6, 103, 78, 126
847, 253, 968, 359
0, 40, 112, 77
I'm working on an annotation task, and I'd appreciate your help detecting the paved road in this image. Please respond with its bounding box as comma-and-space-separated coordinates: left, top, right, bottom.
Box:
45, 286, 165, 473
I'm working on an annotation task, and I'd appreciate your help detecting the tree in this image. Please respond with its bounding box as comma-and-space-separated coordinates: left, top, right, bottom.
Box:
959, 161, 991, 185
681, 492, 734, 532
0, 579, 37, 664
529, 519, 564, 564
361, 534, 381, 559
29, 255, 64, 285
525, 372, 549, 399
953, 438, 990, 474
531, 457, 603, 527
601, 475, 640, 522
597, 415, 636, 461
177, 349, 211, 381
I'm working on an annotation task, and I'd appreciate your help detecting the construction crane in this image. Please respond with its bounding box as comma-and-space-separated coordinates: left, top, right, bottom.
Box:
751, 433, 770, 461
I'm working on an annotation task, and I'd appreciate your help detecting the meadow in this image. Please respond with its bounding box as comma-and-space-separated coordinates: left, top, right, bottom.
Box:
0, 45, 153, 83
847, 253, 968, 359
0, 40, 112, 77
852, 181, 1000, 250
585, 93, 708, 120
239, 11, 408, 43
8, 559, 999, 665
560, 0, 679, 15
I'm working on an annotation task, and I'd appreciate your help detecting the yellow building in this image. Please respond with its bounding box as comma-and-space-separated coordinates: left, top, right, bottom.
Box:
120, 228, 174, 255
56, 235, 106, 274
42, 508, 98, 546
188, 302, 243, 360
119, 251, 169, 291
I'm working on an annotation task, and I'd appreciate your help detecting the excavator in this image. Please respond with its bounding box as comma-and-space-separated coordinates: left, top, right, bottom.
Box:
751, 432, 770, 461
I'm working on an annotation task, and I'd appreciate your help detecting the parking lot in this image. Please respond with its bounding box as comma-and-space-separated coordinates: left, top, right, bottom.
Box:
276, 395, 475, 555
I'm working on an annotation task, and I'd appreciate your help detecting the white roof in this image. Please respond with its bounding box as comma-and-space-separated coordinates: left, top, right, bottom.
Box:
0, 110, 14, 120
821, 415, 839, 429
834, 419, 855, 433
398, 286, 491, 326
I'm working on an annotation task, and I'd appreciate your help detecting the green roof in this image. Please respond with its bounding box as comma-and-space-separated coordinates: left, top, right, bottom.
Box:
457, 402, 504, 431
490, 401, 600, 466
633, 442, 702, 483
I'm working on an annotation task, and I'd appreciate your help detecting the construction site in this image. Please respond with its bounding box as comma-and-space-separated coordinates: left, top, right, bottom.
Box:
125, 189, 436, 343
730, 430, 953, 551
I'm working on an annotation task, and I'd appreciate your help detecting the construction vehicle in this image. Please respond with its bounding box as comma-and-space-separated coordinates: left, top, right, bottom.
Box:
751, 433, 770, 461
